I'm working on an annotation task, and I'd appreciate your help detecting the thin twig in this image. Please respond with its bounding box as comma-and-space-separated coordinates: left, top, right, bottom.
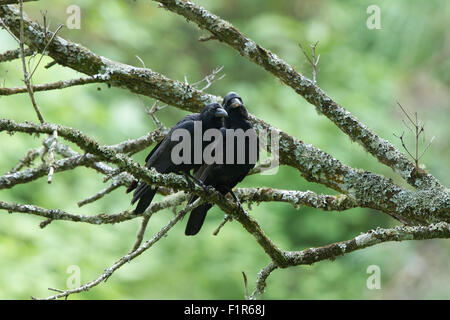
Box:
212, 215, 232, 236
395, 102, 434, 168
6, 146, 43, 174
190, 66, 225, 91
77, 180, 123, 207
135, 55, 146, 68
418, 136, 435, 161
299, 41, 320, 84
131, 216, 151, 252
142, 98, 167, 129
18, 0, 45, 123
28, 24, 64, 80
393, 131, 415, 161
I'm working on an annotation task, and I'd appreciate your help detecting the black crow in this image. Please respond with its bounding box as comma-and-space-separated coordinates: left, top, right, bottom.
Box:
127, 103, 228, 214
185, 92, 258, 235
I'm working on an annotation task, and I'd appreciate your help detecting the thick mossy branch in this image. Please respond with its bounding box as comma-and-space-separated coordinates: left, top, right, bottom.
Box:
235, 187, 358, 211
0, 46, 34, 62
284, 222, 450, 266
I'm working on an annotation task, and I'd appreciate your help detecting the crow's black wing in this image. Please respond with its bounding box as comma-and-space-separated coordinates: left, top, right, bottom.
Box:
126, 139, 164, 194
131, 114, 200, 214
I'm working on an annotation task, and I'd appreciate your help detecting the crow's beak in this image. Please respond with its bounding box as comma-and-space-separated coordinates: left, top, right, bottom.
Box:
215, 107, 228, 118
230, 98, 242, 109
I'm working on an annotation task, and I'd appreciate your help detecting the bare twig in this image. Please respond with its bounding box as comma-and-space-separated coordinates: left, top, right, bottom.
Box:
6, 146, 43, 174
0, 76, 106, 96
190, 66, 225, 91
395, 102, 435, 168
242, 271, 250, 300
135, 55, 146, 68
299, 41, 320, 84
143, 99, 167, 129
212, 215, 232, 236
418, 136, 435, 161
132, 52, 168, 130
28, 22, 64, 80
77, 179, 122, 207
18, 0, 45, 123
393, 131, 415, 161
131, 216, 151, 252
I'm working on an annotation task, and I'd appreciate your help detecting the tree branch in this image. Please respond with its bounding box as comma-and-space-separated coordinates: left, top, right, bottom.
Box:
249, 262, 277, 300
235, 187, 358, 211
0, 191, 189, 227
0, 76, 106, 96
284, 222, 450, 267
0, 46, 34, 63
253, 222, 450, 298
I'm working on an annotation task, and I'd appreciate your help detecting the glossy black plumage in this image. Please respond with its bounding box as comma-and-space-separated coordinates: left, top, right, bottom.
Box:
127, 103, 227, 214
185, 92, 258, 235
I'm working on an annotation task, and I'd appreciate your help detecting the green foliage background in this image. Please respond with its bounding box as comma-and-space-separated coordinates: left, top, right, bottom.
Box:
0, 0, 448, 299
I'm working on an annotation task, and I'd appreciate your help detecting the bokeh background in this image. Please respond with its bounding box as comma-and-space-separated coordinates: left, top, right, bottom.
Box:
0, 0, 449, 299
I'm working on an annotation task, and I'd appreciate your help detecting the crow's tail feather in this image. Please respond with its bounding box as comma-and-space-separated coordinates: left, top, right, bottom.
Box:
185, 203, 213, 236
131, 183, 157, 214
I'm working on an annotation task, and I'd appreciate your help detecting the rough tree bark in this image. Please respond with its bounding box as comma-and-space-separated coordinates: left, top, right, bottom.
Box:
0, 1, 448, 299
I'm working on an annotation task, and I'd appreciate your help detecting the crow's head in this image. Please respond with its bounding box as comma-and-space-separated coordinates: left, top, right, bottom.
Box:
201, 102, 228, 127
222, 92, 248, 119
